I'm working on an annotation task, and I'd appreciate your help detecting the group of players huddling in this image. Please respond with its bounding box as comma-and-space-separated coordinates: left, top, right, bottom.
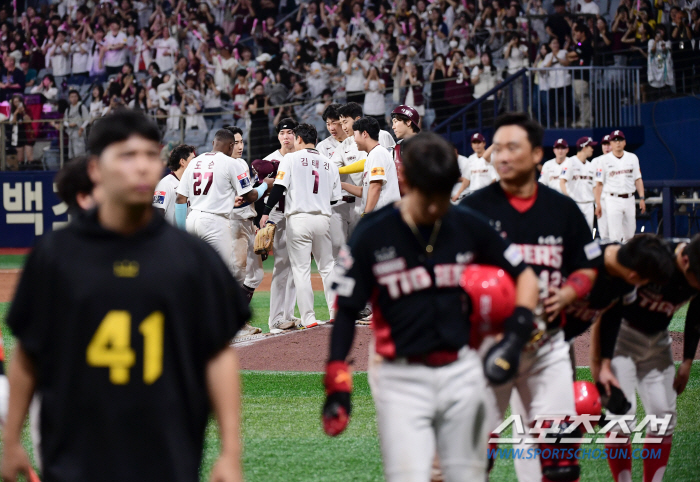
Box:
0, 103, 696, 482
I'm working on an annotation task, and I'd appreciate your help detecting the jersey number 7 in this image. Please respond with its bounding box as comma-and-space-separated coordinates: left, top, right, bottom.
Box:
193, 172, 214, 195
86, 311, 164, 385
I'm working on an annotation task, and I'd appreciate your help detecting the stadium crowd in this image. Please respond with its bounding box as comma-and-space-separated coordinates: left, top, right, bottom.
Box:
0, 0, 699, 168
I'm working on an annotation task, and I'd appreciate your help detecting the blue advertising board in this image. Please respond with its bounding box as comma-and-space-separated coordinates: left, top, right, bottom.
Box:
0, 171, 69, 248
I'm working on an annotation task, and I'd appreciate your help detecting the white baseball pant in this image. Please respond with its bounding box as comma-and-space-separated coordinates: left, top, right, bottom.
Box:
330, 201, 360, 261
268, 215, 298, 328
576, 201, 595, 234
186, 210, 233, 273
287, 213, 335, 325
606, 195, 636, 243
230, 218, 255, 286
610, 320, 677, 435
244, 237, 264, 290
368, 346, 489, 482
598, 196, 609, 240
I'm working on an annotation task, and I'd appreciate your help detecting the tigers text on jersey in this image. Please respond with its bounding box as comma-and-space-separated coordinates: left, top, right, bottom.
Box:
598, 150, 642, 195
333, 204, 527, 358
153, 172, 180, 225
362, 145, 401, 212
461, 183, 596, 324
176, 151, 252, 215
560, 156, 595, 202
275, 148, 342, 217
6, 211, 248, 482
316, 135, 341, 159
466, 154, 499, 192
539, 159, 566, 192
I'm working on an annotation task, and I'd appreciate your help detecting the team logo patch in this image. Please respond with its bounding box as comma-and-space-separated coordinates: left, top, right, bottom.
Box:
584, 240, 602, 260
503, 244, 524, 267
276, 171, 285, 180
237, 173, 251, 189
371, 167, 385, 176
153, 191, 166, 205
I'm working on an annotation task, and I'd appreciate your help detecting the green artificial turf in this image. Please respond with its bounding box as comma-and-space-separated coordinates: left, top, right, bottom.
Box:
0, 255, 26, 270
669, 304, 688, 333
249, 291, 329, 333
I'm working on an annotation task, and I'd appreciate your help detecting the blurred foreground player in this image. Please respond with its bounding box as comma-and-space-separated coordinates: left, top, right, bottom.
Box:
1, 110, 249, 482
322, 132, 538, 481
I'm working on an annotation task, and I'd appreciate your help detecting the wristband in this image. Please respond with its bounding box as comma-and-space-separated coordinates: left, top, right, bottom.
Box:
255, 182, 268, 198
175, 203, 187, 230
562, 271, 594, 299
324, 361, 352, 395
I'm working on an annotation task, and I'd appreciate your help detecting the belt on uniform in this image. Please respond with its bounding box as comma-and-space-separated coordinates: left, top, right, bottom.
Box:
608, 193, 634, 198
405, 350, 459, 367
342, 196, 356, 203
577, 201, 594, 204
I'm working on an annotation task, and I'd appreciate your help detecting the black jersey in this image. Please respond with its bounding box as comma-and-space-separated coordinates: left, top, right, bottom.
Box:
7, 210, 248, 482
461, 183, 598, 327
334, 204, 527, 358
563, 243, 636, 341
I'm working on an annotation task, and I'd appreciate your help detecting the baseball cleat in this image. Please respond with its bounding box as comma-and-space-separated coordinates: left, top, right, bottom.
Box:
295, 319, 319, 329
269, 320, 295, 334
238, 323, 262, 337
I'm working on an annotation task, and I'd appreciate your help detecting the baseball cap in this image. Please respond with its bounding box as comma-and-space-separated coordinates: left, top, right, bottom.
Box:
553, 138, 568, 148
252, 159, 278, 179
576, 136, 598, 149
471, 133, 486, 143
610, 130, 625, 140
276, 118, 298, 133
391, 105, 421, 131
601, 135, 611, 144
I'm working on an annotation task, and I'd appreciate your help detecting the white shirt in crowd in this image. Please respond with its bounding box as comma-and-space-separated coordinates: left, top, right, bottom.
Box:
71, 41, 90, 74
177, 151, 252, 215
46, 42, 71, 77
506, 44, 530, 75
103, 31, 128, 67
452, 154, 470, 198
275, 148, 342, 217
539, 158, 567, 192
543, 50, 571, 89
597, 150, 642, 195
466, 154, 499, 192
153, 36, 180, 73
560, 156, 595, 202
153, 172, 181, 225
361, 145, 401, 212
341, 59, 369, 91
578, 0, 600, 14
364, 79, 386, 116
472, 65, 499, 100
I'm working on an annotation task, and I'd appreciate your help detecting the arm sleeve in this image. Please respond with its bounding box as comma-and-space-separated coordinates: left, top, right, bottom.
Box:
328, 307, 357, 361
262, 184, 286, 216
683, 297, 700, 360
338, 159, 365, 174
599, 301, 623, 359
334, 233, 376, 315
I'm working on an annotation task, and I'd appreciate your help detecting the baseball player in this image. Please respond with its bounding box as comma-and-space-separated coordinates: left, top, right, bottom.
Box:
560, 137, 597, 232
595, 130, 646, 243
153, 144, 195, 226
260, 124, 342, 327
596, 236, 700, 482
451, 145, 471, 203
538, 138, 569, 192
322, 131, 539, 482
461, 113, 599, 481
340, 117, 401, 217
1, 110, 248, 482
317, 104, 347, 160
591, 135, 612, 239
390, 104, 420, 195
451, 133, 497, 200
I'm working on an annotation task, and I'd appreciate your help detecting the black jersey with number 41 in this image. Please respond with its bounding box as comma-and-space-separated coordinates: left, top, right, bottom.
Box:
7, 211, 248, 482
461, 183, 599, 326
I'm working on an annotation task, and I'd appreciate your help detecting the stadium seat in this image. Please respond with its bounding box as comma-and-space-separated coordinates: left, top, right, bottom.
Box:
162, 129, 181, 144
37, 68, 51, 79
184, 129, 207, 146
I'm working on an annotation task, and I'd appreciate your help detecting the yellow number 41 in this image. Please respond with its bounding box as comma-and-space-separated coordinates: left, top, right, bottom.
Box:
86, 311, 164, 385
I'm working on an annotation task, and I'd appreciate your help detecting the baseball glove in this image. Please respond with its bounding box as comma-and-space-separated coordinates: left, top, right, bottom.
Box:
254, 222, 276, 255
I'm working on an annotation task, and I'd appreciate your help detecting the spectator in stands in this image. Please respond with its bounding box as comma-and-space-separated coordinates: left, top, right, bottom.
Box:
401, 60, 425, 118
364, 66, 387, 129
18, 58, 36, 88
103, 18, 128, 76
503, 32, 529, 112
129, 85, 153, 112
153, 25, 178, 74
46, 30, 70, 89
647, 28, 675, 100
670, 6, 693, 92
69, 25, 90, 83
612, 6, 632, 55
543, 37, 572, 127
88, 28, 107, 84
31, 74, 58, 102
471, 51, 499, 124
578, 0, 600, 15
89, 84, 106, 124
0, 56, 25, 101
546, 0, 570, 46
64, 89, 89, 160
7, 95, 33, 168
342, 46, 369, 105
533, 43, 551, 123
569, 23, 593, 127
133, 27, 153, 73
430, 54, 449, 127
594, 18, 613, 64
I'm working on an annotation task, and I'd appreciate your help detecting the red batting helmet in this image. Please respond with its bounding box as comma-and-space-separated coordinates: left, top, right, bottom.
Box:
460, 265, 516, 343
391, 105, 421, 131
573, 381, 602, 419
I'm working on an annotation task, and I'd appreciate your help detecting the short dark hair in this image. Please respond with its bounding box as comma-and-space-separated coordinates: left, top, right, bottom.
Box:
294, 123, 318, 145
68, 89, 80, 97
352, 117, 380, 141
88, 110, 161, 157
617, 234, 675, 285
322, 104, 342, 122
224, 125, 243, 138
494, 112, 544, 149
684, 234, 700, 281
168, 144, 196, 171
55, 156, 93, 210
214, 129, 237, 142
402, 132, 460, 196
338, 102, 363, 120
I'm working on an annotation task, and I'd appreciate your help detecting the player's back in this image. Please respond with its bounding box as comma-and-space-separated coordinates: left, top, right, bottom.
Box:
539, 159, 563, 192
363, 145, 401, 210
278, 148, 341, 216
180, 151, 242, 215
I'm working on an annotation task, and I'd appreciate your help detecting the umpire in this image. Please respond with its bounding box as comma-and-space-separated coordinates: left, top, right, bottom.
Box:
322, 132, 539, 481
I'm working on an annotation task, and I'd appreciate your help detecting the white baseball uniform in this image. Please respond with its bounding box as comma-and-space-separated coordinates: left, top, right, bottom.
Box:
560, 156, 595, 231
361, 145, 401, 213
451, 154, 471, 203
264, 149, 298, 328
597, 151, 642, 242
317, 135, 341, 160
276, 148, 342, 325
591, 155, 609, 239
538, 158, 566, 193
176, 151, 251, 278
153, 172, 180, 225
228, 158, 258, 286
465, 154, 499, 193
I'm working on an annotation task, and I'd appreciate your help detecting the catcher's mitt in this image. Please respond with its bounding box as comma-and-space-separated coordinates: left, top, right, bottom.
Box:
254, 222, 276, 255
